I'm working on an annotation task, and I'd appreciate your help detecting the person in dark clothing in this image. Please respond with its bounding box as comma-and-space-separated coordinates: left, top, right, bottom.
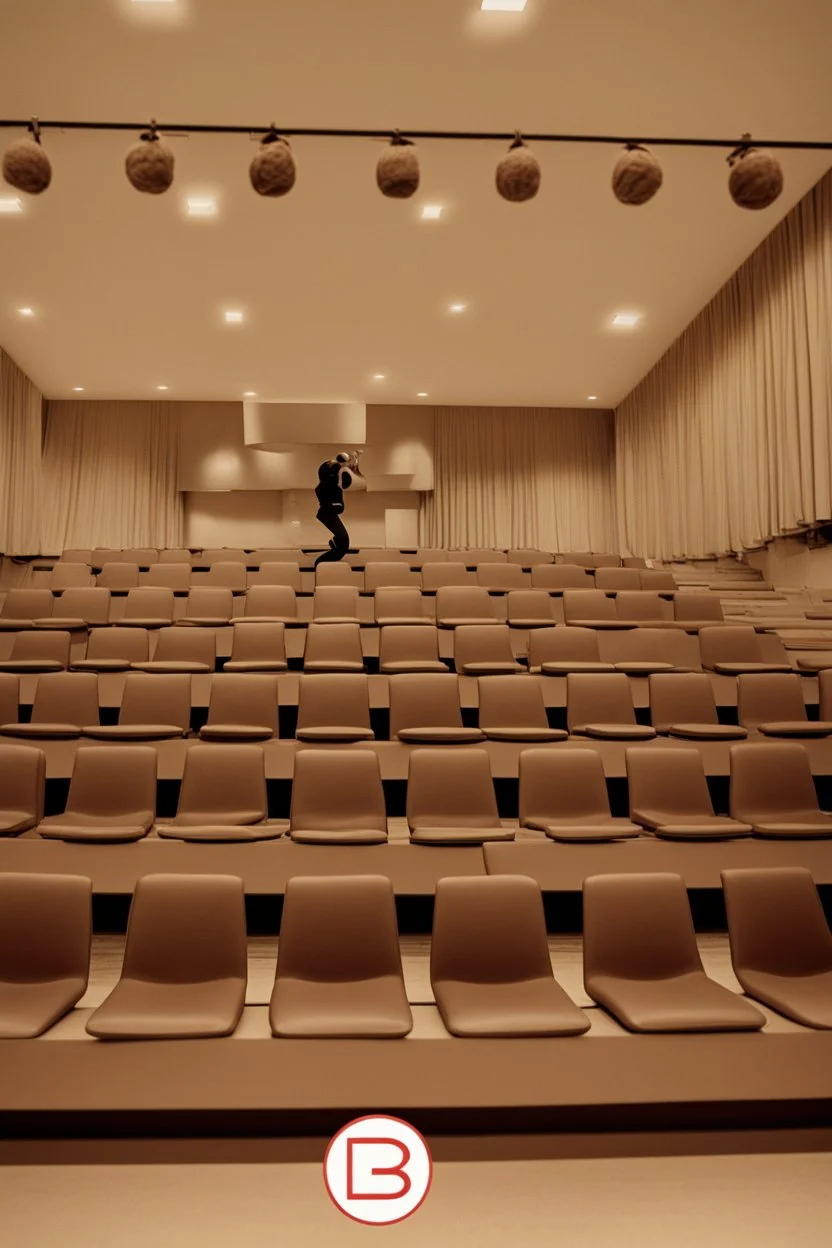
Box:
313, 452, 363, 565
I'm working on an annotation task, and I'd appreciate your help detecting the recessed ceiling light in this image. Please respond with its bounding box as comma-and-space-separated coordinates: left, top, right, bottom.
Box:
72, 386, 84, 393
17, 307, 35, 317
131, 1, 177, 5
186, 196, 218, 218
611, 311, 641, 327
223, 309, 245, 324
449, 302, 467, 314
481, 0, 528, 10
587, 395, 598, 401
372, 373, 386, 381
156, 385, 169, 391
417, 392, 429, 398
421, 204, 443, 220
0, 196, 23, 215
243, 391, 257, 398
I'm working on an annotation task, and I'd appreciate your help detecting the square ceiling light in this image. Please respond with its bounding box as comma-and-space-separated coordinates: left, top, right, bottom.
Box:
481, 0, 528, 10
0, 196, 23, 214
421, 204, 443, 220
224, 309, 245, 324
186, 196, 218, 217
611, 311, 642, 327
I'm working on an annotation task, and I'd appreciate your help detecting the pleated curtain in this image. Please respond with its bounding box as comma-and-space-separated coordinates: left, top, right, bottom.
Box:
0, 348, 44, 555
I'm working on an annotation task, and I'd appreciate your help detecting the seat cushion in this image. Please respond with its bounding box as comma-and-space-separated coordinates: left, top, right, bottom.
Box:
461, 662, 524, 675
396, 726, 486, 744
0, 660, 65, 673
712, 662, 793, 675
32, 617, 87, 630
380, 661, 449, 674
176, 617, 231, 628
86, 977, 246, 1039
437, 617, 496, 629
0, 977, 89, 1039
222, 661, 288, 673
311, 616, 361, 626
409, 824, 515, 844
737, 969, 832, 1029
586, 970, 765, 1033
576, 723, 657, 740
172, 810, 266, 827
234, 616, 297, 626
114, 617, 173, 629
652, 818, 753, 840
71, 659, 132, 672
757, 721, 832, 737
289, 827, 388, 845
566, 620, 634, 630
537, 819, 641, 842
433, 977, 590, 1038
270, 976, 412, 1039
130, 661, 212, 673
302, 661, 365, 672
483, 726, 568, 742
375, 617, 429, 627
156, 824, 284, 842
796, 658, 832, 672
539, 661, 616, 675
666, 723, 749, 740
199, 724, 275, 741
83, 723, 186, 740
0, 722, 82, 739
38, 823, 150, 843
612, 661, 676, 675
295, 726, 374, 742
751, 818, 832, 839
0, 810, 38, 836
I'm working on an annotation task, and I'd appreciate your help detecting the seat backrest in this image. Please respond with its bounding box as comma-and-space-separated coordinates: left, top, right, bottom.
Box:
528, 626, 601, 667
556, 551, 595, 567
476, 565, 529, 590
303, 622, 364, 667
448, 549, 507, 564
176, 744, 267, 821
0, 872, 91, 983
591, 554, 623, 569
60, 549, 91, 563
737, 673, 808, 729
477, 676, 548, 729
698, 625, 763, 668
184, 587, 233, 620
152, 626, 216, 666
821, 669, 832, 722
364, 563, 420, 591
66, 745, 157, 818
251, 562, 302, 590
206, 673, 279, 731
91, 549, 123, 566
122, 586, 175, 620
158, 549, 193, 565
201, 549, 248, 564
532, 565, 593, 590
248, 549, 301, 565
421, 563, 474, 590
379, 625, 441, 666
435, 586, 496, 621
595, 567, 642, 592
10, 630, 71, 667
507, 549, 553, 567
374, 586, 426, 622
31, 672, 99, 726
290, 750, 386, 833
626, 746, 714, 818
562, 589, 617, 623
315, 562, 363, 589
118, 672, 191, 728
453, 624, 516, 667
407, 747, 500, 828
359, 549, 408, 563
312, 586, 360, 619
411, 549, 448, 564
96, 562, 139, 591
53, 588, 111, 625
648, 672, 720, 730
730, 742, 820, 818
673, 592, 724, 623
640, 569, 677, 591
583, 873, 704, 983
121, 549, 158, 566
296, 674, 371, 730
0, 743, 45, 825
566, 673, 636, 729
276, 875, 404, 982
599, 627, 675, 664
389, 673, 463, 735
722, 867, 832, 977
49, 563, 94, 590
431, 875, 553, 985
622, 556, 648, 569
0, 673, 20, 725
519, 747, 610, 822
228, 621, 286, 663
120, 873, 247, 984
243, 585, 297, 619
85, 626, 150, 663
143, 563, 192, 591
205, 561, 248, 592
614, 591, 670, 622
506, 589, 555, 623
1, 589, 55, 620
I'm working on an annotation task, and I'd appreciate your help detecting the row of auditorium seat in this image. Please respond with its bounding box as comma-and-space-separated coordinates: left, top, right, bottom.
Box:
1, 867, 828, 1039
57, 547, 647, 570
3, 737, 830, 843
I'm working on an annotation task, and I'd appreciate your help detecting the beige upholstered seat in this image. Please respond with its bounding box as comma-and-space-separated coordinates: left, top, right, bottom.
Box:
295, 673, 374, 742
477, 676, 566, 741
566, 673, 657, 739
312, 585, 361, 624
90, 549, 123, 566
302, 622, 365, 672
699, 625, 791, 675
476, 564, 530, 591
0, 629, 71, 673
38, 745, 157, 843
730, 742, 832, 837
0, 671, 99, 739
594, 567, 642, 593
114, 587, 175, 629
623, 556, 648, 569
389, 673, 484, 743
407, 747, 513, 844
0, 674, 19, 727
158, 744, 270, 839
448, 548, 507, 564
599, 627, 679, 675
421, 563, 475, 591
84, 672, 190, 740
431, 876, 589, 1037
519, 747, 639, 841
626, 746, 752, 840
530, 564, 593, 593
59, 549, 92, 564
0, 589, 56, 631
0, 743, 45, 836
505, 589, 557, 628
177, 587, 233, 627
37, 586, 108, 627
639, 569, 677, 592
507, 549, 553, 567
453, 624, 524, 675
315, 561, 363, 589
378, 625, 447, 673
238, 585, 299, 626
737, 673, 832, 737
222, 622, 287, 672
131, 625, 214, 673
143, 562, 192, 592
821, 669, 832, 721
612, 590, 673, 627
363, 562, 420, 591
270, 876, 411, 1038
648, 672, 747, 739
0, 873, 91, 1037
410, 548, 449, 567
722, 867, 832, 1028
289, 750, 387, 844
205, 561, 247, 592
557, 551, 596, 568
583, 873, 765, 1033
562, 589, 631, 629
96, 562, 140, 591
87, 874, 247, 1039
71, 626, 150, 673
435, 586, 497, 628
121, 548, 158, 566
201, 548, 248, 564
249, 562, 302, 591
199, 673, 278, 740
157, 548, 193, 565
374, 586, 428, 626
673, 592, 725, 630
527, 626, 613, 675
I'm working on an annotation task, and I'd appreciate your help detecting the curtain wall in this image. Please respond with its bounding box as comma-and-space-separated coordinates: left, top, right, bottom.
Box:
420, 407, 617, 551
41, 401, 183, 552
0, 348, 44, 555
615, 170, 832, 560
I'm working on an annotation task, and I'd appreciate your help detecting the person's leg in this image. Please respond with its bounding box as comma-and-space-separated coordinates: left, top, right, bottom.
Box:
314, 510, 350, 565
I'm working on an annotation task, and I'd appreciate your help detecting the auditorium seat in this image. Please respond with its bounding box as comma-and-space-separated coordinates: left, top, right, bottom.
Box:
623, 556, 648, 569
821, 669, 832, 720
507, 549, 554, 567
519, 747, 640, 841
409, 548, 448, 567
0, 873, 91, 1038
289, 751, 387, 844
599, 628, 679, 675
71, 626, 150, 672
435, 586, 497, 628
378, 625, 447, 673
612, 591, 674, 627
389, 673, 484, 743
407, 748, 514, 844
556, 551, 595, 568
205, 561, 247, 593
448, 548, 507, 565
201, 548, 248, 565
0, 671, 99, 739
249, 562, 302, 591
158, 548, 193, 565
0, 674, 19, 727
698, 625, 792, 675
421, 563, 475, 591
302, 622, 365, 672
178, 587, 234, 627
722, 867, 832, 1029
590, 554, 623, 569
35, 587, 111, 629
0, 588, 55, 630
583, 873, 766, 1033
357, 548, 408, 564
476, 564, 530, 591
270, 876, 411, 1038
453, 625, 524, 675
639, 569, 678, 592
0, 629, 71, 673
84, 672, 190, 740
91, 549, 125, 567
562, 589, 632, 629
527, 626, 614, 675
222, 622, 287, 672
96, 562, 140, 591
673, 592, 725, 630
736, 673, 832, 737
363, 562, 421, 591
312, 586, 361, 624
430, 876, 589, 1037
248, 548, 301, 566
86, 874, 247, 1039
160, 744, 269, 834
566, 673, 657, 739
199, 673, 279, 740
0, 743, 45, 836
48, 562, 94, 591
530, 564, 593, 593
131, 626, 215, 673
648, 672, 748, 739
59, 549, 91, 564
121, 548, 158, 567
38, 745, 157, 843
626, 747, 752, 840
505, 589, 558, 628
730, 742, 832, 838
238, 585, 299, 626
594, 567, 642, 593
314, 562, 364, 590
143, 562, 192, 593
114, 587, 174, 629
477, 677, 566, 741
374, 586, 428, 626
295, 673, 374, 742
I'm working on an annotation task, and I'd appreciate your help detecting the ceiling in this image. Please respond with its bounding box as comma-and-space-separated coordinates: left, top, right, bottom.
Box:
0, 0, 829, 408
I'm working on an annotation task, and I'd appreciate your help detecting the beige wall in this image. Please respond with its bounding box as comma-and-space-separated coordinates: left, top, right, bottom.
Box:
746, 537, 832, 588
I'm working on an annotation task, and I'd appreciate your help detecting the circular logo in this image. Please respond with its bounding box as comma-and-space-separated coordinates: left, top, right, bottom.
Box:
323, 1114, 433, 1226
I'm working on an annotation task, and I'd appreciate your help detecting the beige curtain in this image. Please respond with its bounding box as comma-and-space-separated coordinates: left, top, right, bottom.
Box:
0, 348, 43, 555
41, 401, 183, 552
421, 407, 617, 551
615, 170, 832, 560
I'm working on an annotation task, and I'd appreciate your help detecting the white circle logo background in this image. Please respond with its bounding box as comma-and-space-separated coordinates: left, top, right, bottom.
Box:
323, 1115, 433, 1226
